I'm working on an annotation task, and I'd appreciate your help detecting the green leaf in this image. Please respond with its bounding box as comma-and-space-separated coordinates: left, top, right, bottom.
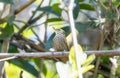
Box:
9, 59, 38, 77
0, 0, 14, 4
6, 15, 15, 25
8, 45, 18, 53
37, 6, 61, 17
73, 0, 80, 19
80, 3, 95, 11
45, 33, 55, 50
82, 65, 94, 74
75, 22, 97, 33
78, 0, 84, 2
112, 0, 120, 7
105, 11, 117, 20
0, 23, 14, 40
22, 28, 34, 38
62, 26, 71, 36
69, 45, 83, 70
46, 18, 62, 23
81, 54, 95, 66
52, 3, 62, 14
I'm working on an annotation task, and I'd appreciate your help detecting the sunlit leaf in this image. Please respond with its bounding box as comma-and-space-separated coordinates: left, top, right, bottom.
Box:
81, 54, 95, 66
82, 65, 94, 74
5, 62, 35, 78
22, 28, 34, 38
56, 62, 78, 78
52, 3, 62, 14
98, 74, 105, 78
69, 45, 84, 70
9, 59, 38, 77
44, 60, 58, 78
116, 64, 120, 77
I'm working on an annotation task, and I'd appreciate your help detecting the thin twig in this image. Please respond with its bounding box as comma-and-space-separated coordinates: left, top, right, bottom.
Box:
0, 56, 17, 62
15, 0, 36, 14
17, 0, 44, 34
68, 0, 83, 78
14, 34, 46, 52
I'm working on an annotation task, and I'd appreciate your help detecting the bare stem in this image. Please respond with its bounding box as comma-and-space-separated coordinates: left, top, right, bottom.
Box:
68, 0, 83, 78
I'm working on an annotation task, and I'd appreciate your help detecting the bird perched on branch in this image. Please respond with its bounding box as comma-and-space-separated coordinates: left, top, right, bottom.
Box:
52, 28, 69, 62
53, 28, 69, 51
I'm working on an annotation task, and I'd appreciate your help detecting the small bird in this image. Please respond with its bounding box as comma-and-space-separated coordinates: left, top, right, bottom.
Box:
52, 28, 69, 62
53, 28, 69, 51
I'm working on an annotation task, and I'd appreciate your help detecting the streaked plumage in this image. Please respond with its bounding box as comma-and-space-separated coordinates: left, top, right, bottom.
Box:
53, 29, 69, 51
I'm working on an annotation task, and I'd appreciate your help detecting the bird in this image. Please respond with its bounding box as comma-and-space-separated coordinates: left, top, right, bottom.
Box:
53, 28, 69, 51
52, 28, 69, 62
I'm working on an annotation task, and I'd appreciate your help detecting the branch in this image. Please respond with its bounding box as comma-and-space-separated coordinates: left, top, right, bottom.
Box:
15, 0, 36, 14
17, 0, 44, 34
85, 50, 120, 56
14, 34, 46, 52
0, 50, 120, 60
0, 52, 68, 59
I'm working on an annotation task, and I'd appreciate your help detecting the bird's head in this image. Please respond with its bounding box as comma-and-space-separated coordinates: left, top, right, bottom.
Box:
53, 27, 65, 35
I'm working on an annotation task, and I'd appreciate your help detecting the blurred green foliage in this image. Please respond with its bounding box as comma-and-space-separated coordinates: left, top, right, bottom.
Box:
0, 0, 120, 78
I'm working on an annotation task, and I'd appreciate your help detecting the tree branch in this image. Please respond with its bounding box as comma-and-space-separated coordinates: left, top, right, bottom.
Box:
13, 34, 46, 52
0, 50, 120, 60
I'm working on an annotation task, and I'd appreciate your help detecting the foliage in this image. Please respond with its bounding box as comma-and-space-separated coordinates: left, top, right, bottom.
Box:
0, 0, 120, 78
56, 45, 95, 78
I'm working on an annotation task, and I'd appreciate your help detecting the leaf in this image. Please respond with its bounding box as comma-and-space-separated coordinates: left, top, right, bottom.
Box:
66, 22, 96, 33
45, 33, 55, 50
22, 28, 34, 38
9, 59, 38, 77
78, 0, 84, 2
81, 54, 95, 66
56, 62, 78, 78
0, 0, 14, 4
44, 60, 58, 78
62, 26, 71, 36
33, 58, 47, 76
80, 3, 95, 11
52, 3, 62, 14
105, 11, 117, 20
69, 45, 84, 70
73, 0, 80, 19
6, 15, 15, 25
8, 45, 18, 53
46, 18, 62, 23
37, 6, 61, 17
82, 65, 94, 74
0, 23, 14, 40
